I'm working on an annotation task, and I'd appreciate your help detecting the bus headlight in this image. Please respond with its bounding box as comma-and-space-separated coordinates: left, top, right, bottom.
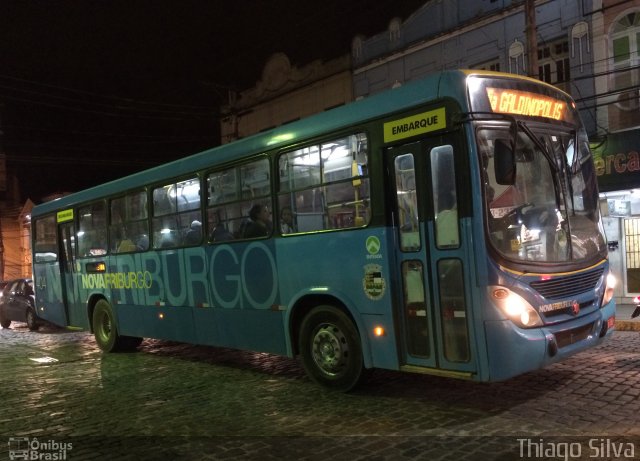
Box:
490, 286, 543, 329
602, 273, 616, 306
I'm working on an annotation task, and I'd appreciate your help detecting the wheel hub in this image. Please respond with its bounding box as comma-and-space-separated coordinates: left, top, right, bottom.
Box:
99, 312, 111, 340
311, 324, 349, 376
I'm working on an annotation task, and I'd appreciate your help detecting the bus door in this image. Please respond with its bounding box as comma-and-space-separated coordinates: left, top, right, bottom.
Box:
58, 222, 83, 327
387, 140, 475, 377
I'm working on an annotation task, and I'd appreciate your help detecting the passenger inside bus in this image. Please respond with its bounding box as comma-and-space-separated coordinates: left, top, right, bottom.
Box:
280, 206, 297, 234
209, 209, 234, 242
243, 204, 272, 238
184, 220, 203, 245
113, 225, 137, 253
136, 234, 149, 251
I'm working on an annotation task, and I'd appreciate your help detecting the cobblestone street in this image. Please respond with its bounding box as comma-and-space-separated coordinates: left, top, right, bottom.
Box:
0, 324, 639, 460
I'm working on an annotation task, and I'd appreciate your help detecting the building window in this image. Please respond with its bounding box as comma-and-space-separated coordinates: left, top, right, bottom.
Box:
611, 11, 640, 111
571, 22, 590, 72
352, 36, 364, 61
509, 40, 525, 75
389, 18, 402, 43
471, 58, 501, 72
537, 39, 570, 85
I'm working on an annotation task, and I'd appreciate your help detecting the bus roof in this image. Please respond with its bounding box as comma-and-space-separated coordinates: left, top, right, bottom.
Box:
31, 69, 485, 217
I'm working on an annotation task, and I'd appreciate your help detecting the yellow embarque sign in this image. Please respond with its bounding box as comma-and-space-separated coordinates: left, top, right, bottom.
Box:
384, 107, 446, 143
56, 209, 74, 223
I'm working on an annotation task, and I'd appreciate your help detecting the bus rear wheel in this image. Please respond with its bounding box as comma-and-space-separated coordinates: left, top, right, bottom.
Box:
92, 299, 142, 352
298, 305, 364, 392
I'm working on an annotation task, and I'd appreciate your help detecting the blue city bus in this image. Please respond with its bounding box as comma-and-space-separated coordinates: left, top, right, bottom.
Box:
31, 70, 616, 391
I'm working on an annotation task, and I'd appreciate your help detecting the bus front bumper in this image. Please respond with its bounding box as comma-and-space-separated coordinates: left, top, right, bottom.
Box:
484, 301, 615, 381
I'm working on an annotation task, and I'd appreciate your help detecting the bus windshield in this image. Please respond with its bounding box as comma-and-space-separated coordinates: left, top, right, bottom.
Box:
478, 122, 607, 264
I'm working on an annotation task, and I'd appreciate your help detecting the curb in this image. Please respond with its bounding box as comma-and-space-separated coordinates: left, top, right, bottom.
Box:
616, 320, 640, 332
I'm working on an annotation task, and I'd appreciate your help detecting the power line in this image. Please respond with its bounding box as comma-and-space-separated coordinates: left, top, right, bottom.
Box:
0, 73, 218, 111
2, 124, 215, 141
0, 91, 215, 121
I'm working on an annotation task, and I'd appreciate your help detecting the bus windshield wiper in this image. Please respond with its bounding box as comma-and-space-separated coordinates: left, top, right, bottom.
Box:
517, 121, 557, 172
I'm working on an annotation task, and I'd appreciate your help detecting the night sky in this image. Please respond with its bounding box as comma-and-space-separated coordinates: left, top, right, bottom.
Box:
0, 0, 426, 203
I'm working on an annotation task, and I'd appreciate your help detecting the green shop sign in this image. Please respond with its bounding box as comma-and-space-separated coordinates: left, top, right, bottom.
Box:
591, 128, 640, 192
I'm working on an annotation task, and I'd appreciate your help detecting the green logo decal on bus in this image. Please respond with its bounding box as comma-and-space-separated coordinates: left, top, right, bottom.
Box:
384, 107, 446, 143
56, 209, 74, 223
366, 236, 381, 255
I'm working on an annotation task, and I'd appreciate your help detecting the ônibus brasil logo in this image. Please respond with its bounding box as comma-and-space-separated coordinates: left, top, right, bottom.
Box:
8, 437, 73, 460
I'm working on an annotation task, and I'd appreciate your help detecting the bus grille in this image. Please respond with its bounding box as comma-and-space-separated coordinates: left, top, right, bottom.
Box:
530, 268, 603, 299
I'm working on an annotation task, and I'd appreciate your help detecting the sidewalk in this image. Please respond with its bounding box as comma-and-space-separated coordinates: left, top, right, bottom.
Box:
616, 303, 640, 332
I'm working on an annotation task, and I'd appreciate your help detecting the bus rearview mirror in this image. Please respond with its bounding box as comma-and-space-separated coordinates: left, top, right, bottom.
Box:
494, 138, 516, 185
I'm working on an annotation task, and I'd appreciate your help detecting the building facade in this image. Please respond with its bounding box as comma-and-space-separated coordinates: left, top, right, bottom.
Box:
351, 0, 640, 303
219, 53, 353, 144
590, 0, 640, 301
222, 0, 639, 302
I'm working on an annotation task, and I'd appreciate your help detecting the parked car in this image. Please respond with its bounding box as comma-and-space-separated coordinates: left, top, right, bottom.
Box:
0, 278, 40, 331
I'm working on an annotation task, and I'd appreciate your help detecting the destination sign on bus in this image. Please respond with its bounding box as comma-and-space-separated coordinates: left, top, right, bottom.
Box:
485, 87, 566, 121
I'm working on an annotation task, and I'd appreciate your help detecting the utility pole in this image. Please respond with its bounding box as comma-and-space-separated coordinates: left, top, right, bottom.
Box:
525, 0, 538, 79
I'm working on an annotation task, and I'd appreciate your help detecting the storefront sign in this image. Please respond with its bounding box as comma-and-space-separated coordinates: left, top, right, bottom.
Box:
607, 199, 631, 217
592, 129, 640, 192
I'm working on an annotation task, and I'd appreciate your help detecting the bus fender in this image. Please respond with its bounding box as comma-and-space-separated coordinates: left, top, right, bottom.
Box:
86, 293, 112, 333
284, 287, 374, 369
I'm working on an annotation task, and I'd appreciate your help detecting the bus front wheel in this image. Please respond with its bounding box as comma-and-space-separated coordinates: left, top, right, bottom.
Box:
299, 305, 364, 392
92, 299, 141, 352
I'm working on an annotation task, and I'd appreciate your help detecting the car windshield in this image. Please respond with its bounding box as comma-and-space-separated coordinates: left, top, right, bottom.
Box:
478, 122, 606, 264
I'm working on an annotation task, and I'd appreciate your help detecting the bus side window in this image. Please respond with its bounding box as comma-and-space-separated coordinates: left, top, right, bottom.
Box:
34, 216, 58, 262
207, 168, 239, 241
431, 145, 460, 249
152, 178, 201, 248
278, 133, 369, 234
111, 191, 149, 253
78, 202, 107, 257
438, 258, 470, 362
206, 158, 271, 242
394, 154, 420, 251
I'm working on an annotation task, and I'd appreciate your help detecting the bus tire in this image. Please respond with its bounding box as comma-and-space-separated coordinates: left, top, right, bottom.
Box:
26, 308, 39, 331
122, 336, 144, 350
92, 299, 141, 352
0, 317, 10, 329
298, 305, 364, 392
